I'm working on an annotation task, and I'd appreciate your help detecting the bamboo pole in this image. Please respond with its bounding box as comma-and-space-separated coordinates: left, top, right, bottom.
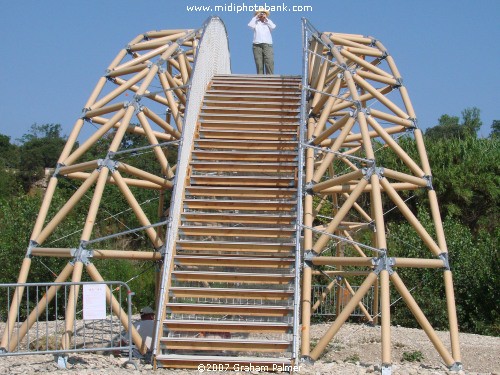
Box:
0, 257, 32, 350
311, 58, 330, 108
111, 170, 163, 248
90, 115, 174, 141
85, 263, 146, 354
313, 114, 351, 145
343, 279, 373, 323
30, 177, 58, 240
311, 77, 341, 115
312, 179, 369, 254
312, 169, 364, 193
311, 280, 335, 312
320, 125, 404, 146
380, 178, 442, 256
58, 160, 100, 176
444, 270, 461, 362
31, 248, 162, 261
394, 258, 445, 268
36, 170, 100, 245
112, 76, 170, 107
84, 102, 126, 118
311, 257, 373, 267
369, 109, 413, 127
142, 106, 182, 139
383, 168, 428, 187
128, 33, 186, 51
66, 172, 168, 190
89, 69, 149, 111
301, 266, 312, 357
113, 43, 174, 71
380, 269, 391, 365
116, 162, 173, 188
339, 49, 392, 78
310, 272, 378, 360
356, 70, 398, 86
63, 108, 126, 166
373, 277, 380, 325
164, 70, 187, 106
312, 270, 371, 276
61, 261, 83, 350
390, 272, 456, 366
353, 75, 407, 118
136, 111, 173, 178
366, 116, 425, 177
80, 168, 111, 242
311, 118, 356, 183
322, 182, 420, 194
4, 262, 74, 352
157, 72, 183, 131
106, 63, 149, 78
177, 53, 190, 84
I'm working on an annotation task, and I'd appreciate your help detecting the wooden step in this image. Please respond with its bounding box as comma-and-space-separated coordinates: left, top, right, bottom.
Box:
201, 106, 299, 115
203, 99, 300, 110
190, 175, 295, 187
181, 212, 295, 225
176, 240, 295, 254
192, 150, 297, 162
166, 302, 293, 315
182, 199, 296, 211
198, 130, 297, 141
156, 354, 292, 370
174, 255, 294, 268
200, 113, 299, 123
194, 139, 297, 150
190, 161, 297, 173
164, 319, 292, 333
185, 186, 296, 198
170, 271, 294, 284
178, 226, 295, 239
204, 93, 301, 103
199, 120, 298, 134
209, 83, 299, 92
169, 287, 293, 300
160, 337, 291, 352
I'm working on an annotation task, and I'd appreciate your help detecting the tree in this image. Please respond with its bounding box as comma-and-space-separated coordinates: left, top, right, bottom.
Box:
425, 107, 482, 140
17, 124, 67, 191
490, 120, 500, 138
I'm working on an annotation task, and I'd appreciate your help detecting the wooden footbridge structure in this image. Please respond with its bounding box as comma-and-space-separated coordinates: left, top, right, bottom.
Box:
0, 17, 463, 373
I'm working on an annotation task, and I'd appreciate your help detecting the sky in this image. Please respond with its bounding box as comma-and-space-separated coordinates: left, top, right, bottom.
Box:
0, 0, 498, 142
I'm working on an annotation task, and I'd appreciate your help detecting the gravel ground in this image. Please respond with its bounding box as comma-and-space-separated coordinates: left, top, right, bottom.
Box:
0, 323, 498, 374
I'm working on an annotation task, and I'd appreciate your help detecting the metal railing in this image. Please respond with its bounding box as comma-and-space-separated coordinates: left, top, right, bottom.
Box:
311, 284, 375, 317
0, 281, 137, 369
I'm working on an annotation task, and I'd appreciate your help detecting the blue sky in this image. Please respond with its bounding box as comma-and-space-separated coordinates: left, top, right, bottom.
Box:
0, 0, 498, 142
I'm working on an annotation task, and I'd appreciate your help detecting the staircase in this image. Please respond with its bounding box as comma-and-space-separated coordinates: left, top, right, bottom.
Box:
155, 74, 302, 369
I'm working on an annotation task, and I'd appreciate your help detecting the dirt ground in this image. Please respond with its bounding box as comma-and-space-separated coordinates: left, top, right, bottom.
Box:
0, 323, 498, 374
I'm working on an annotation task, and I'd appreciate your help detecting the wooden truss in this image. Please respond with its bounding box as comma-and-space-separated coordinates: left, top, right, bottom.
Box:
1, 16, 463, 373
1, 25, 203, 354
299, 20, 462, 371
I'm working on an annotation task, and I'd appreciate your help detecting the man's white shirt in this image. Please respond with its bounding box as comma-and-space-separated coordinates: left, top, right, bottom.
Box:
248, 16, 276, 44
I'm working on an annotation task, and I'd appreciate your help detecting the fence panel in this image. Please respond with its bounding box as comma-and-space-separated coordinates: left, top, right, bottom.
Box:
0, 281, 137, 369
312, 284, 375, 318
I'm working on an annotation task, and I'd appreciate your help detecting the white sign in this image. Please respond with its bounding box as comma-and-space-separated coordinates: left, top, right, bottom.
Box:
83, 284, 107, 320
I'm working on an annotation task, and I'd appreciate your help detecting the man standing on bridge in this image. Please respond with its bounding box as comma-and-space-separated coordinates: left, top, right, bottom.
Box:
248, 9, 276, 74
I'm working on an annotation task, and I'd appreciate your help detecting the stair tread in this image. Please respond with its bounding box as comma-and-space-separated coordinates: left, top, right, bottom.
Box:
175, 255, 293, 261
177, 240, 295, 245
156, 353, 292, 363
166, 302, 292, 308
162, 337, 290, 344
164, 319, 291, 326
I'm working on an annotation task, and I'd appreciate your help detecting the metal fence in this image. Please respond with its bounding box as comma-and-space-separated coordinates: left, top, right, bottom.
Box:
312, 284, 375, 318
0, 281, 137, 369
